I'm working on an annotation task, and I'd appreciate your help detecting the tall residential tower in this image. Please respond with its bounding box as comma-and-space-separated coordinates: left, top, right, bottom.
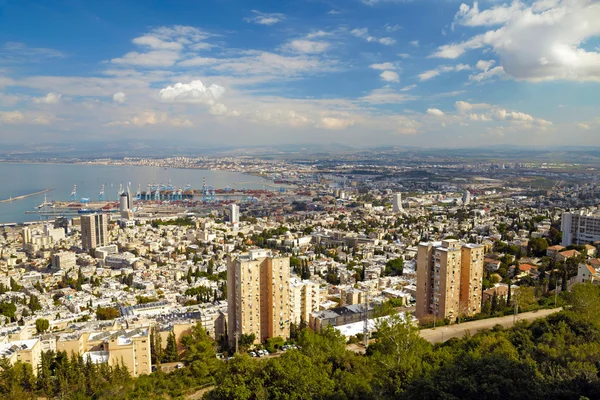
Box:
80, 214, 109, 251
416, 240, 483, 322
227, 250, 290, 346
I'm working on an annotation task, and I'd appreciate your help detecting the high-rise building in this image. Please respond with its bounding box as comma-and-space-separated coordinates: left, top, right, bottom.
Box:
80, 214, 109, 251
392, 193, 404, 213
561, 210, 600, 246
416, 240, 483, 322
227, 250, 290, 346
230, 203, 239, 226
462, 190, 471, 206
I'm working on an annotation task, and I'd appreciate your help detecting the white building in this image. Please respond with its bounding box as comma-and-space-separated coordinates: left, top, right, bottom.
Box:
392, 193, 404, 213
562, 210, 600, 246
52, 252, 77, 270
230, 203, 240, 226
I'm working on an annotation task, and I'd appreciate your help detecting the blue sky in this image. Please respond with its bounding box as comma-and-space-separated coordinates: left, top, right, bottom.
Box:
0, 0, 599, 148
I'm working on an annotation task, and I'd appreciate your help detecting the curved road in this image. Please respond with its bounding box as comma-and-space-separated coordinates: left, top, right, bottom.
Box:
420, 308, 562, 344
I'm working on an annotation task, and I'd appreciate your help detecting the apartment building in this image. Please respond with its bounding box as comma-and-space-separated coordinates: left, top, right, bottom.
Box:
562, 210, 600, 246
80, 214, 109, 251
227, 250, 290, 346
416, 240, 484, 322
290, 278, 320, 325
0, 339, 42, 375
52, 251, 77, 270
57, 327, 151, 377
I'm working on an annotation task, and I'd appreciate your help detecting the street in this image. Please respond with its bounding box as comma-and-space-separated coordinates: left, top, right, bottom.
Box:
419, 308, 562, 344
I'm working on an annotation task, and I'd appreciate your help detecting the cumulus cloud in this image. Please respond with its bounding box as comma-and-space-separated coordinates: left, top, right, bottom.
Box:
351, 28, 396, 45
434, 0, 600, 82
32, 92, 62, 104
319, 117, 355, 130
132, 35, 183, 51
283, 40, 330, 54
418, 64, 470, 81
370, 62, 395, 70
453, 100, 551, 127
112, 92, 126, 103
470, 59, 505, 81
380, 70, 400, 82
245, 10, 285, 25
0, 111, 24, 124
159, 80, 225, 104
427, 108, 445, 116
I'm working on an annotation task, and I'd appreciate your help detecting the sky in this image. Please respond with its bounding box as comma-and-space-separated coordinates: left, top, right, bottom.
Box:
0, 0, 599, 149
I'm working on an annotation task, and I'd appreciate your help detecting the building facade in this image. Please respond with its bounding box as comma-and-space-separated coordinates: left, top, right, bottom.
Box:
80, 214, 109, 251
416, 240, 484, 322
392, 193, 403, 213
227, 251, 290, 346
561, 211, 600, 246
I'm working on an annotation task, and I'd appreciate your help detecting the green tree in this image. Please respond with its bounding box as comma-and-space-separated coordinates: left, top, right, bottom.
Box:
35, 318, 50, 334
384, 257, 404, 276
96, 307, 120, 320
163, 331, 179, 362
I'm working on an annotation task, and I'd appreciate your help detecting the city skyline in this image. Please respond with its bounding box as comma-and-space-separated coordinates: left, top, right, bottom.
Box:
0, 0, 599, 147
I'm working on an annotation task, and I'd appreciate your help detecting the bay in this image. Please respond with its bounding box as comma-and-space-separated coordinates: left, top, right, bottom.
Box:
0, 163, 270, 223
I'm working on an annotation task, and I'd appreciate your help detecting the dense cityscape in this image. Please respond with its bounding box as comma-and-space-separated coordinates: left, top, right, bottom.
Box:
0, 151, 600, 398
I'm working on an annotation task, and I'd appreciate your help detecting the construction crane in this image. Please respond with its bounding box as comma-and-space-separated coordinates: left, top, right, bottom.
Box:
70, 185, 77, 201
98, 185, 105, 201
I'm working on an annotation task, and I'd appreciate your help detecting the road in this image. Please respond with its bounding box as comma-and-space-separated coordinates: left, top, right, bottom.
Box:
420, 308, 561, 344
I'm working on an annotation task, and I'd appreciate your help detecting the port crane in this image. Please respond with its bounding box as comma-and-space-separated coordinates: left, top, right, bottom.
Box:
98, 185, 105, 201
136, 184, 142, 201
70, 185, 77, 201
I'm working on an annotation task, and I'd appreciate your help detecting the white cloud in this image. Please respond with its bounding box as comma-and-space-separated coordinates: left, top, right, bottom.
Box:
455, 100, 490, 113
385, 24, 402, 32
319, 117, 355, 130
351, 28, 396, 45
306, 30, 331, 39
427, 108, 445, 116
410, 40, 419, 47
159, 80, 225, 104
476, 60, 495, 71
359, 87, 415, 104
370, 62, 395, 70
178, 57, 219, 67
436, 0, 600, 82
107, 111, 193, 127
283, 40, 330, 54
400, 84, 416, 91
112, 92, 127, 103
328, 10, 341, 15
0, 111, 24, 124
245, 10, 286, 25
111, 50, 181, 67
33, 92, 62, 104
380, 70, 400, 82
470, 66, 505, 82
418, 64, 470, 81
132, 35, 183, 51
210, 103, 228, 116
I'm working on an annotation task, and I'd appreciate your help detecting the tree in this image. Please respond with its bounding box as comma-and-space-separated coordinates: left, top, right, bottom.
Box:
96, 307, 120, 320
384, 257, 404, 276
150, 326, 163, 365
28, 295, 42, 312
513, 286, 536, 312
163, 331, 179, 362
35, 318, 49, 334
368, 311, 431, 397
528, 237, 549, 257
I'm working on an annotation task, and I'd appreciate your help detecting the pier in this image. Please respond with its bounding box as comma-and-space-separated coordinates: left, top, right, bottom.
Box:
0, 188, 53, 204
